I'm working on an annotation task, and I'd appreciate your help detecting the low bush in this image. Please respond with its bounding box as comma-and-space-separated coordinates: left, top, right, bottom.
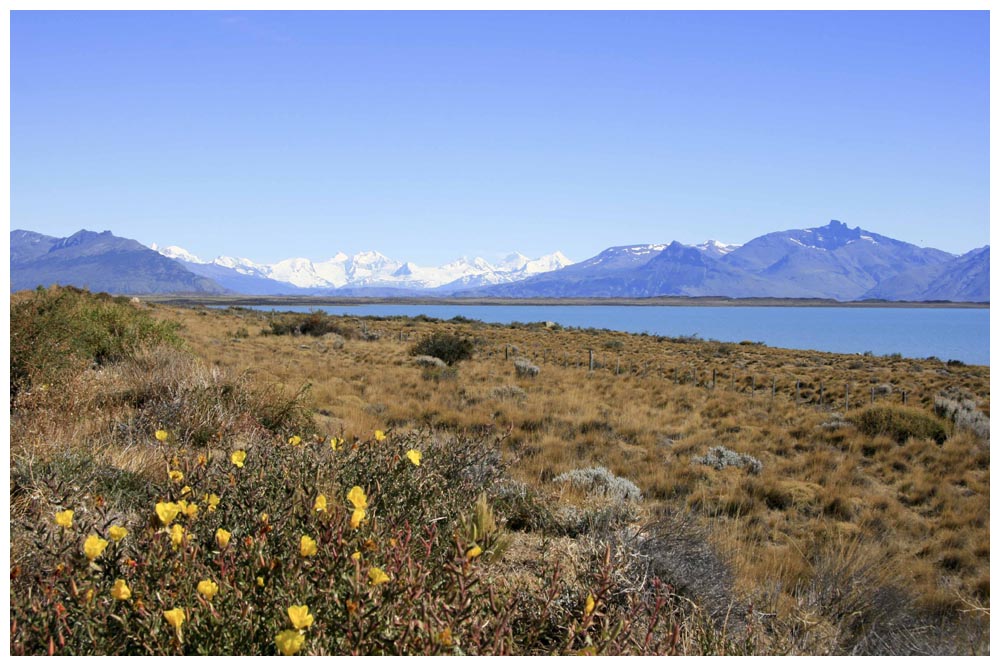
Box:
553, 467, 642, 503
514, 358, 540, 378
409, 332, 474, 366
692, 446, 763, 475
266, 311, 356, 339
10, 427, 689, 655
10, 286, 182, 397
934, 393, 989, 441
852, 406, 948, 445
412, 355, 447, 368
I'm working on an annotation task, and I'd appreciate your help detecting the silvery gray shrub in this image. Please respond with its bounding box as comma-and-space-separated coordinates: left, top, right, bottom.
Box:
552, 466, 642, 503
692, 446, 763, 475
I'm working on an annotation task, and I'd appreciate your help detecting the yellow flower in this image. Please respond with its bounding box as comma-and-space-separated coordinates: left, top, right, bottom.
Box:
350, 508, 366, 530
197, 579, 220, 601
466, 545, 483, 560
108, 525, 128, 542
170, 524, 185, 550
163, 608, 185, 630
84, 588, 96, 604
287, 604, 314, 630
197, 453, 208, 466
180, 485, 192, 497
300, 535, 318, 557
169, 470, 184, 484
288, 435, 302, 446
205, 493, 220, 512
111, 579, 131, 601
347, 486, 368, 510
260, 512, 269, 523
155, 501, 181, 525
182, 502, 199, 520
231, 450, 247, 468
257, 576, 265, 587
55, 509, 74, 528
436, 627, 453, 647
215, 528, 232, 549
330, 437, 342, 451
374, 430, 387, 442
368, 567, 390, 586
275, 629, 305, 656
155, 429, 169, 442
351, 551, 361, 561
585, 593, 596, 615
313, 494, 327, 512
84, 534, 109, 561
405, 449, 422, 466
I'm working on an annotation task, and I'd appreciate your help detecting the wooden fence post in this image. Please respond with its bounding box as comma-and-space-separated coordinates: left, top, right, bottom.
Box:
845, 383, 850, 411
589, 349, 594, 372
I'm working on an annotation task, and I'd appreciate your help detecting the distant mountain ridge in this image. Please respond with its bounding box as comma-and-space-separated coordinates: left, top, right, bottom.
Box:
10, 221, 989, 302
10, 230, 226, 294
467, 220, 988, 302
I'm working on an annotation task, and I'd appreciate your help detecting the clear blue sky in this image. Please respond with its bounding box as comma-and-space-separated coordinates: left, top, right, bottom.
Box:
11, 10, 989, 265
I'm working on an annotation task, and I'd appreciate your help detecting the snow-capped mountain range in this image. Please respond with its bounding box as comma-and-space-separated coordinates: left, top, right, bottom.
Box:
149, 244, 575, 292
12, 221, 987, 301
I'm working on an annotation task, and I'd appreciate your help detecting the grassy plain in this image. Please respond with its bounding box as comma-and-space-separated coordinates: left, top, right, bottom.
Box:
9, 290, 990, 654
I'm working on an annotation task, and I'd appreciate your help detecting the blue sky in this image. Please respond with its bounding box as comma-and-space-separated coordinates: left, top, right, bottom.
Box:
11, 10, 989, 265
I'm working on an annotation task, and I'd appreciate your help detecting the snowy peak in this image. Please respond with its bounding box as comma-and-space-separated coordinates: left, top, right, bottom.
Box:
522, 251, 573, 274
695, 240, 741, 257
151, 243, 205, 264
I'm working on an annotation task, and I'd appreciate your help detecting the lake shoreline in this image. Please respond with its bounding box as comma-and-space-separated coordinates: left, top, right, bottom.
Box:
141, 294, 990, 309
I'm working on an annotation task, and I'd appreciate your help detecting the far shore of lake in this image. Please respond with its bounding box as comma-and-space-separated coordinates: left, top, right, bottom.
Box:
141, 294, 990, 309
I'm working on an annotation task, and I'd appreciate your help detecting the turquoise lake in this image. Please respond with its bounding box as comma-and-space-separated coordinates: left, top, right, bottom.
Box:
247, 304, 990, 366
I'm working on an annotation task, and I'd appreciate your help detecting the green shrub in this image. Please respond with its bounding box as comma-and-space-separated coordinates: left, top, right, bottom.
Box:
266, 311, 356, 338
409, 332, 474, 366
10, 427, 683, 655
10, 286, 182, 397
852, 406, 948, 445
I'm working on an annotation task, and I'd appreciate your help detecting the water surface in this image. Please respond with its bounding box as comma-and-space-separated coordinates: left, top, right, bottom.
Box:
247, 304, 989, 366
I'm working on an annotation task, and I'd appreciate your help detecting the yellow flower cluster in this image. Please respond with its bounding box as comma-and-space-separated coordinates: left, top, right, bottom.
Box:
197, 579, 219, 601
155, 502, 181, 525
347, 486, 367, 529
84, 534, 108, 561
275, 604, 313, 655
55, 509, 74, 528
368, 567, 390, 586
111, 579, 131, 601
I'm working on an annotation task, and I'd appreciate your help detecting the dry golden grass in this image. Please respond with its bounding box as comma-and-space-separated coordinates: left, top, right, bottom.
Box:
137, 302, 989, 633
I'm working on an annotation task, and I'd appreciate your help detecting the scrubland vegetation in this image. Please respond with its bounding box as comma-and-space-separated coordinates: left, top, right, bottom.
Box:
10, 288, 990, 654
